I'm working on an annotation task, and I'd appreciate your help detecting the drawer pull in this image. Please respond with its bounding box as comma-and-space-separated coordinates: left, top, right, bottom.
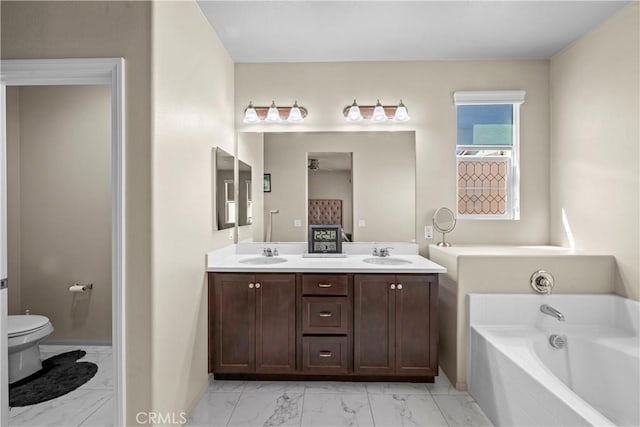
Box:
319, 351, 332, 358
318, 283, 333, 288
318, 311, 333, 317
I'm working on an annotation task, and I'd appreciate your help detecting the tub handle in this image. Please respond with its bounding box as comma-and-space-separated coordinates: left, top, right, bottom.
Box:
531, 270, 554, 294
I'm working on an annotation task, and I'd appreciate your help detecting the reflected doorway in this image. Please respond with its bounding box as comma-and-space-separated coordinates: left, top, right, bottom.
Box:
307, 152, 353, 242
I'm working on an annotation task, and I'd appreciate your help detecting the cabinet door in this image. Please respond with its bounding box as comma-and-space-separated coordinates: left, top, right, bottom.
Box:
354, 274, 395, 375
395, 275, 438, 375
255, 274, 296, 373
214, 274, 255, 373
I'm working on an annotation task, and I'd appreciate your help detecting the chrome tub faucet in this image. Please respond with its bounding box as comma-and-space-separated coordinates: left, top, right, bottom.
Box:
540, 304, 565, 321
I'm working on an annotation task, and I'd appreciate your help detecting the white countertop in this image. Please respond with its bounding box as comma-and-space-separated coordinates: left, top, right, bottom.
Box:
207, 242, 446, 274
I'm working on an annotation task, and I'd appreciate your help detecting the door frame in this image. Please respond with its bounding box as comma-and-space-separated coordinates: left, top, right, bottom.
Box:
0, 58, 126, 426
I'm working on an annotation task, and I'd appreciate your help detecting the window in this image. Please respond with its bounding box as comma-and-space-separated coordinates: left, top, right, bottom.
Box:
245, 180, 253, 225
224, 180, 235, 224
454, 91, 525, 220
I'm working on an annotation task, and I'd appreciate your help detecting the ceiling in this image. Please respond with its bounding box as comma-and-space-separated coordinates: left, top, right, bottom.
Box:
197, 1, 629, 63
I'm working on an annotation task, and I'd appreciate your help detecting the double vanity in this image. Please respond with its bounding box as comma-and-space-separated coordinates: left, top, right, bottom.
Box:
207, 243, 446, 382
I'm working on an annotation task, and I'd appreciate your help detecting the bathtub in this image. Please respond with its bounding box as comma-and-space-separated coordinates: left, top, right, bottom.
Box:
468, 294, 639, 427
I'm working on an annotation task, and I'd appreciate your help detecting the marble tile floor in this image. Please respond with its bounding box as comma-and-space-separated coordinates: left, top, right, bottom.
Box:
188, 372, 493, 427
9, 344, 114, 427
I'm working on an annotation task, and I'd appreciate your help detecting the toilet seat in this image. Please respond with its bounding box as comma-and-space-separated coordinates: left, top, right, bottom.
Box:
8, 315, 51, 338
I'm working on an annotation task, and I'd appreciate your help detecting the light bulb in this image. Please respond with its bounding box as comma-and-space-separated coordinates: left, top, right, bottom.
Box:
243, 102, 260, 124
346, 99, 363, 122
287, 100, 304, 123
265, 100, 282, 122
393, 100, 410, 122
372, 99, 387, 122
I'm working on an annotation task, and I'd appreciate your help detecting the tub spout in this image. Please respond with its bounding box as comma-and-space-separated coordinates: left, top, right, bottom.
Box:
540, 304, 565, 321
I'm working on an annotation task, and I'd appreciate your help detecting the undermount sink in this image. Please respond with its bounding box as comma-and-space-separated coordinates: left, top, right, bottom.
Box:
239, 257, 288, 265
363, 257, 413, 265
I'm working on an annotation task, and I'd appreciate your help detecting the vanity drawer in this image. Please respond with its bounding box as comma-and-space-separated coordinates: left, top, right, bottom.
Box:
302, 274, 348, 296
302, 297, 349, 334
302, 336, 349, 374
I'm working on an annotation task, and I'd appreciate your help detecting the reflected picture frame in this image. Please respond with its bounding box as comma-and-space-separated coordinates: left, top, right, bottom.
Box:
263, 173, 271, 192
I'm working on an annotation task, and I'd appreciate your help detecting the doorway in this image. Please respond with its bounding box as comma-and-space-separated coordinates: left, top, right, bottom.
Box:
0, 58, 125, 426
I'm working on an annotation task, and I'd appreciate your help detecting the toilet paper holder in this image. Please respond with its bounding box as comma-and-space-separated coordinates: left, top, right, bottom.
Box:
69, 283, 93, 292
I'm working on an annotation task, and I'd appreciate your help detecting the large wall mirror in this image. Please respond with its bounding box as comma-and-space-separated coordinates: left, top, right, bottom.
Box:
257, 131, 416, 243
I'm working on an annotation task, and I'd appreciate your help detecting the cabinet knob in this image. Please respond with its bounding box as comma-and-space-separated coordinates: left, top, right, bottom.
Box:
255, 282, 261, 289
397, 284, 403, 290
249, 283, 254, 289
390, 284, 396, 290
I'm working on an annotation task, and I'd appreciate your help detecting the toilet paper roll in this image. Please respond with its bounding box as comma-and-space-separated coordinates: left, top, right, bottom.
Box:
69, 284, 89, 292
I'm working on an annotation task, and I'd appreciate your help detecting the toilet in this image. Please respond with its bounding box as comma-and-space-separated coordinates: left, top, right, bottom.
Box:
8, 315, 54, 384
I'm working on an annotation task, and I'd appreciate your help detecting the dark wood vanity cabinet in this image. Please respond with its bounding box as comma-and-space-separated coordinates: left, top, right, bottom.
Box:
300, 274, 353, 374
209, 271, 438, 380
354, 274, 438, 376
211, 273, 296, 374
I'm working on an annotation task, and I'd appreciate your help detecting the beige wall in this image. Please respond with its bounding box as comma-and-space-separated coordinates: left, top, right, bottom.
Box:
2, 1, 153, 422
236, 60, 551, 252
308, 170, 353, 235
550, 3, 640, 301
263, 131, 415, 242
151, 0, 235, 418
7, 85, 112, 342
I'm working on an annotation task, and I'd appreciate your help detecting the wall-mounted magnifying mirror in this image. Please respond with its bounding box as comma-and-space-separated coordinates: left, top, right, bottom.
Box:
238, 159, 252, 226
215, 147, 235, 230
433, 207, 456, 247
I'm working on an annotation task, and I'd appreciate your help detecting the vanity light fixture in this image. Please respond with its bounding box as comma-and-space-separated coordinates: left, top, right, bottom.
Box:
393, 100, 410, 122
287, 100, 304, 123
243, 101, 260, 124
345, 99, 363, 122
342, 99, 410, 122
371, 99, 387, 122
242, 100, 308, 124
265, 100, 282, 122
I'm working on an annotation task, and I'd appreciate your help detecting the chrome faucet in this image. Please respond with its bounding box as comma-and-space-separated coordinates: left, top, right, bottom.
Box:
379, 247, 393, 257
540, 304, 565, 321
262, 248, 273, 257
372, 247, 394, 257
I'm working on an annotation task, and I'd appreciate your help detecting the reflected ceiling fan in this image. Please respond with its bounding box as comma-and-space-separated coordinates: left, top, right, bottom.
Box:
308, 158, 320, 171
308, 158, 339, 171
307, 153, 351, 172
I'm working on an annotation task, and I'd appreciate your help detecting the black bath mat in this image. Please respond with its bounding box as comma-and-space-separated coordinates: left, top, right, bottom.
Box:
9, 350, 98, 407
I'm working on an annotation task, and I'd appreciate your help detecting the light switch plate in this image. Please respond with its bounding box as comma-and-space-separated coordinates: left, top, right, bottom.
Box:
294, 219, 302, 227
425, 225, 433, 239
358, 219, 366, 227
